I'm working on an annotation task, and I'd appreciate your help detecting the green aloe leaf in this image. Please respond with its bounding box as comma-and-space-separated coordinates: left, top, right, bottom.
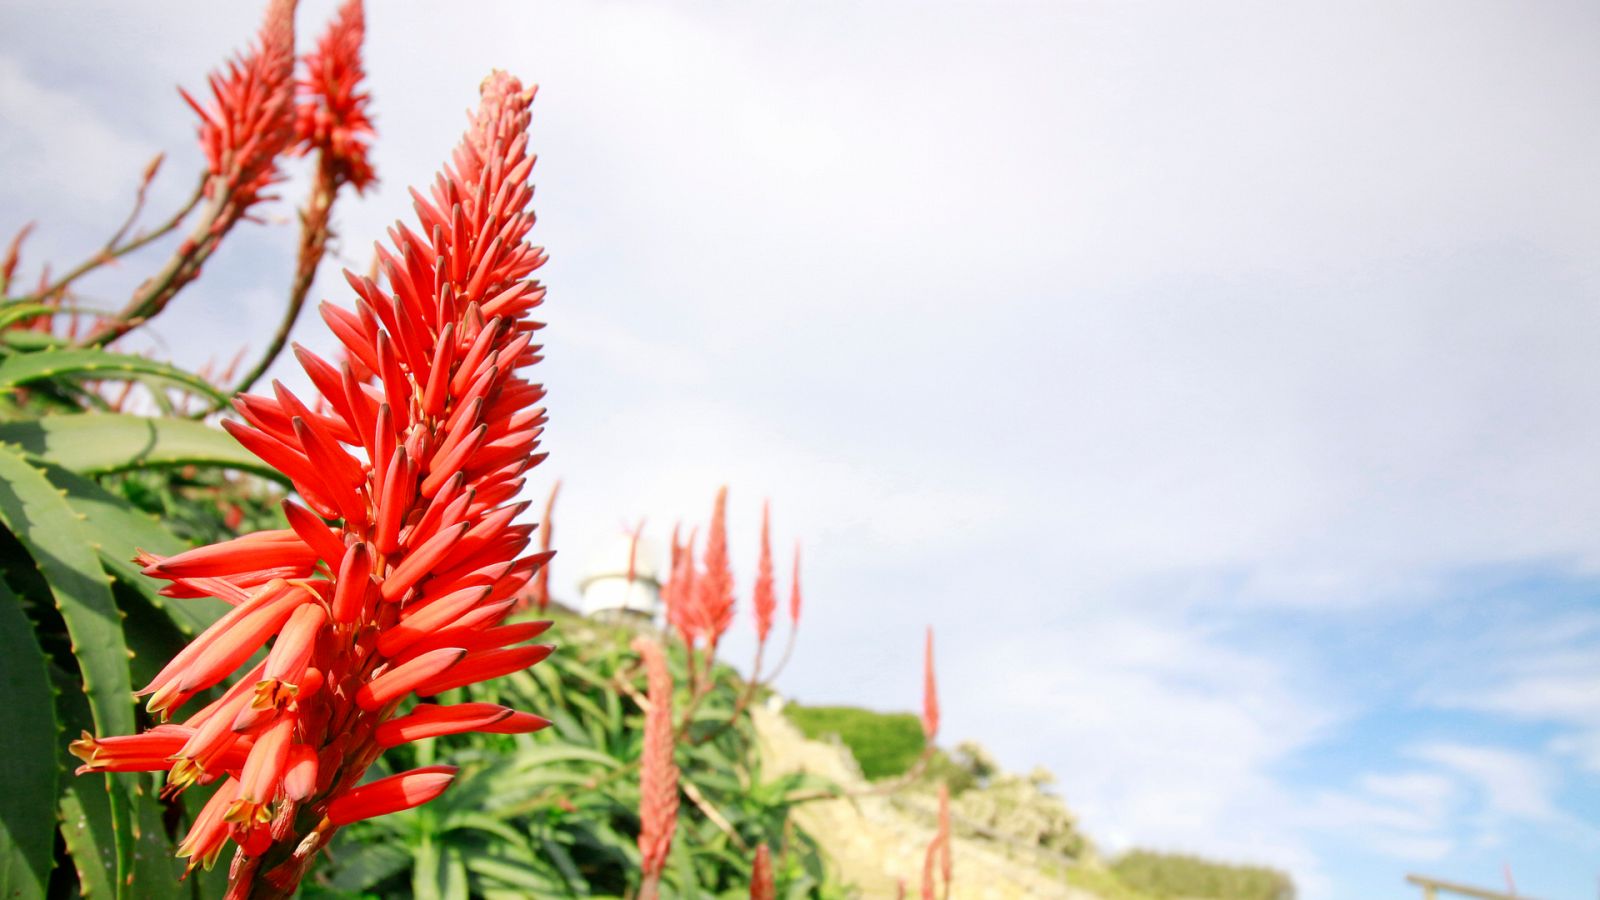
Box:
52, 665, 117, 900
0, 348, 226, 403
0, 413, 280, 481
35, 461, 227, 638
0, 445, 136, 895
325, 842, 412, 893
0, 580, 59, 900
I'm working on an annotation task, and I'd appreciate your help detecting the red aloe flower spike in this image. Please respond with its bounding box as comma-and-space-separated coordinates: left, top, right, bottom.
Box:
666, 528, 699, 652
187, 0, 298, 208
696, 486, 736, 653
231, 0, 377, 399
293, 0, 375, 192
922, 627, 940, 743
633, 636, 679, 900
750, 843, 775, 900
752, 500, 776, 645
74, 71, 552, 894
84, 0, 300, 348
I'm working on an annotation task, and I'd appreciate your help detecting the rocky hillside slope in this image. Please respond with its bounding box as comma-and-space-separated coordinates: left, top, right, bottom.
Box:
752, 705, 1100, 899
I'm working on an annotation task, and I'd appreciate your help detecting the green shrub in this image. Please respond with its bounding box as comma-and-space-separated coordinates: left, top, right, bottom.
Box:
784, 705, 926, 780
1111, 849, 1295, 900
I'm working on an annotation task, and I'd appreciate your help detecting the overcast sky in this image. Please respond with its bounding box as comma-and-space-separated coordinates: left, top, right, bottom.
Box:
4, 1, 1600, 896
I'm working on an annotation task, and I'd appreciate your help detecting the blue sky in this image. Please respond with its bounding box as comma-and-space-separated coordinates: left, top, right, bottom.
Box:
4, 1, 1599, 896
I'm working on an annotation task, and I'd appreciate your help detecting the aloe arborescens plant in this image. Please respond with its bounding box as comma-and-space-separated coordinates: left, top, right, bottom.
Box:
70, 69, 556, 898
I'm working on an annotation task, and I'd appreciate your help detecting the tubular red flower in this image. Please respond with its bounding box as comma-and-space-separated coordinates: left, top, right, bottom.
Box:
356, 648, 467, 712
75, 69, 553, 890
633, 636, 679, 896
752, 501, 776, 644
325, 766, 458, 826
922, 627, 940, 743
228, 715, 296, 825
283, 745, 320, 802
374, 702, 548, 747
411, 643, 553, 696
178, 777, 241, 874
750, 844, 775, 900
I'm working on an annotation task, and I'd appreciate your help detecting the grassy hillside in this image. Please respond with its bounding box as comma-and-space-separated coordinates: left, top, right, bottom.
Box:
784, 704, 927, 780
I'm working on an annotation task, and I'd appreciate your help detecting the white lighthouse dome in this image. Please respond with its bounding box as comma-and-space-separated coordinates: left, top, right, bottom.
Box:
576, 531, 662, 621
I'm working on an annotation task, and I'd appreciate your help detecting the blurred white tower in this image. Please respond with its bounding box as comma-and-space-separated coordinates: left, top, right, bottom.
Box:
576, 531, 662, 622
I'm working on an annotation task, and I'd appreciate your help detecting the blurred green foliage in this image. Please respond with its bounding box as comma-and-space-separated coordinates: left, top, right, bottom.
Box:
1111, 849, 1295, 900
783, 705, 926, 781
0, 339, 261, 900
310, 614, 846, 899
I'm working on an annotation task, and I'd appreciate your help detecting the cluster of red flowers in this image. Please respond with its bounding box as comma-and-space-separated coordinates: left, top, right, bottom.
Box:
70, 64, 554, 896
663, 487, 802, 668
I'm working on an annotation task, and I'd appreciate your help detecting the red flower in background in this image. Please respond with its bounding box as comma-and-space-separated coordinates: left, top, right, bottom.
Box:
750, 843, 775, 900
71, 70, 554, 896
789, 542, 802, 627
293, 0, 375, 192
181, 0, 298, 211
695, 485, 736, 648
752, 500, 776, 645
633, 635, 680, 900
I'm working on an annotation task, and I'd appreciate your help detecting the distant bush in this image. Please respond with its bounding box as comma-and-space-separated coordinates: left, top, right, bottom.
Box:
936, 741, 1089, 858
1111, 850, 1295, 900
785, 705, 926, 779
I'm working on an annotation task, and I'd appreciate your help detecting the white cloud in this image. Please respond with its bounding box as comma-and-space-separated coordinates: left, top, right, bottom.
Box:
0, 55, 158, 215
1408, 742, 1559, 824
